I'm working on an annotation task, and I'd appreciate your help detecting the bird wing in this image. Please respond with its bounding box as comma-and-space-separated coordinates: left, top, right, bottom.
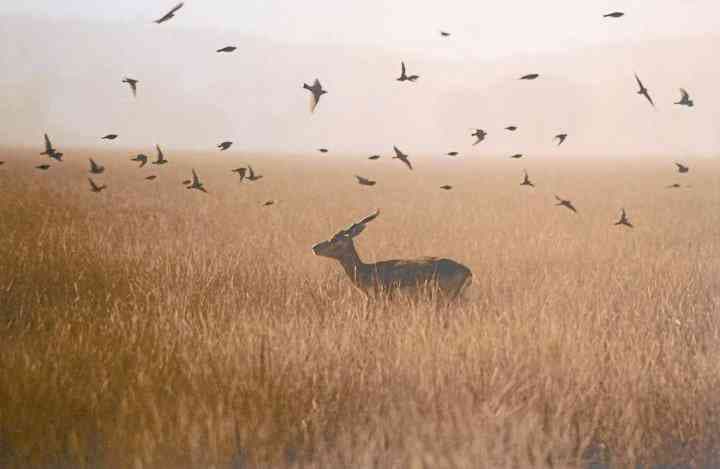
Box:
169, 2, 184, 14
680, 88, 689, 100
88, 178, 98, 190
247, 165, 255, 178
554, 194, 563, 202
192, 169, 200, 185
44, 133, 52, 152
156, 145, 164, 161
89, 158, 98, 171
403, 158, 413, 170
644, 90, 655, 107
393, 146, 404, 158
634, 74, 644, 90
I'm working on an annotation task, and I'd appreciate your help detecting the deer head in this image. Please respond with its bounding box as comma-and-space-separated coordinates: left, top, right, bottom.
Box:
312, 210, 380, 259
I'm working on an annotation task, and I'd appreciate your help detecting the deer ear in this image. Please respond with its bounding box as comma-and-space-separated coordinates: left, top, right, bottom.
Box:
345, 223, 367, 238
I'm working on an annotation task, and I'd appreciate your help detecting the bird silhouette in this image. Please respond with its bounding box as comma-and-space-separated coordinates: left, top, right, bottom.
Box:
666, 183, 681, 189
102, 134, 118, 140
446, 151, 459, 157
510, 153, 524, 159
89, 158, 105, 174
471, 128, 487, 145
218, 141, 233, 151
216, 46, 237, 53
318, 148, 329, 153
231, 167, 247, 182
145, 175, 157, 181
41, 133, 60, 159
187, 169, 207, 193
88, 178, 107, 193
303, 79, 327, 112
368, 155, 381, 160
520, 74, 539, 80
440, 185, 453, 190
603, 11, 624, 18
355, 175, 376, 186
263, 200, 275, 207
555, 133, 568, 145
246, 165, 263, 181
520, 169, 534, 187
35, 164, 51, 171
554, 195, 577, 213
614, 208, 633, 228
152, 145, 168, 165
440, 31, 451, 37
122, 77, 138, 98
675, 162, 689, 173
397, 62, 419, 82
505, 126, 518, 131
674, 89, 694, 107
131, 154, 148, 168
154, 2, 184, 24
392, 146, 413, 170
634, 74, 655, 107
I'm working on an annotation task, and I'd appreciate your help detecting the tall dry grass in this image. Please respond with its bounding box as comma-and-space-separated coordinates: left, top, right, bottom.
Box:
1, 147, 720, 468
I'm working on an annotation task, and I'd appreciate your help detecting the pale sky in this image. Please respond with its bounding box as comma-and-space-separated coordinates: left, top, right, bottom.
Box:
3, 0, 720, 60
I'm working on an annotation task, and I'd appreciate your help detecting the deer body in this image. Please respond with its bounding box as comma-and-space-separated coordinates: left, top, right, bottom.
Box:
313, 210, 472, 300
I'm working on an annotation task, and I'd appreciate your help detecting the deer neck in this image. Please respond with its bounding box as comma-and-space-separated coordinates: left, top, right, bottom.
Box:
336, 243, 369, 286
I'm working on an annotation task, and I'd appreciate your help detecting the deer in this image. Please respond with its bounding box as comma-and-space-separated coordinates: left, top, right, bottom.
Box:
312, 210, 472, 301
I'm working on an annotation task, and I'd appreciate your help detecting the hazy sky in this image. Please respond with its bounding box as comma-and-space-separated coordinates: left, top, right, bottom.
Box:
3, 0, 720, 60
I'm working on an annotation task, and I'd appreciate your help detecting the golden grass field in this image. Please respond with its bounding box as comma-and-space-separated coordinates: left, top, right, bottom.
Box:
1, 146, 720, 468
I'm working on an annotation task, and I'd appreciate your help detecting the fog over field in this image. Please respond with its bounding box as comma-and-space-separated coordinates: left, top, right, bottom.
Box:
1, 12, 720, 157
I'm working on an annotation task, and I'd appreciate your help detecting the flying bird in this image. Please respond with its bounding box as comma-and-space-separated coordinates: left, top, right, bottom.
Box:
318, 148, 329, 153
446, 151, 459, 157
187, 169, 207, 193
41, 133, 59, 157
218, 141, 233, 151
303, 79, 327, 112
554, 195, 577, 213
154, 2, 184, 24
666, 183, 682, 189
231, 167, 247, 182
471, 128, 487, 145
505, 126, 518, 131
263, 200, 275, 207
246, 165, 263, 181
145, 175, 157, 181
520, 74, 539, 80
355, 175, 376, 186
520, 169, 534, 187
674, 89, 694, 107
368, 155, 381, 160
152, 145, 168, 165
397, 62, 419, 82
555, 133, 568, 145
102, 134, 118, 140
634, 74, 655, 107
89, 158, 105, 174
603, 11, 624, 18
216, 46, 237, 53
131, 154, 148, 168
440, 31, 451, 37
122, 77, 139, 98
440, 185, 453, 190
35, 164, 51, 171
614, 208, 633, 228
675, 162, 689, 173
392, 146, 413, 170
510, 153, 524, 159
88, 178, 107, 193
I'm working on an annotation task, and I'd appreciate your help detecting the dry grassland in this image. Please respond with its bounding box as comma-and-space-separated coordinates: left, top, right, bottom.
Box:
1, 147, 719, 468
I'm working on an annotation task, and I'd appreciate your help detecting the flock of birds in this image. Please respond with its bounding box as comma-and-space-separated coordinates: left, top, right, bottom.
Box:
8, 2, 702, 226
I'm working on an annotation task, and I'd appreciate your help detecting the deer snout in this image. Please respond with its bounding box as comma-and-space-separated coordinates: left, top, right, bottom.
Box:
312, 241, 330, 256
